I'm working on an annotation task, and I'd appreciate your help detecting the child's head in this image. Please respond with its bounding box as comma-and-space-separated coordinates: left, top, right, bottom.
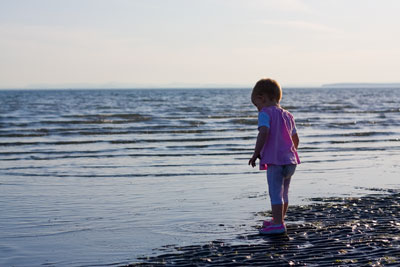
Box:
252, 78, 282, 103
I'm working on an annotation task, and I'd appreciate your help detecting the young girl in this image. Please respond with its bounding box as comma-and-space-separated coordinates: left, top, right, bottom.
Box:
249, 78, 300, 235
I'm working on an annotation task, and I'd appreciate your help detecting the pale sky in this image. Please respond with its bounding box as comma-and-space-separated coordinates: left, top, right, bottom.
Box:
1, 0, 400, 88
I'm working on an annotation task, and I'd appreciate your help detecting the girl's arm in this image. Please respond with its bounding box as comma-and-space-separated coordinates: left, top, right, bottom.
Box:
292, 133, 299, 149
249, 126, 269, 167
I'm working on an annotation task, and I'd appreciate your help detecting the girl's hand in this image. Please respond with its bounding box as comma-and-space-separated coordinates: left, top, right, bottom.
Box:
248, 154, 258, 168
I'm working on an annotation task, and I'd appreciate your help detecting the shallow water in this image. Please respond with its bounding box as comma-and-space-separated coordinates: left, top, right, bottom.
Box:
0, 88, 399, 266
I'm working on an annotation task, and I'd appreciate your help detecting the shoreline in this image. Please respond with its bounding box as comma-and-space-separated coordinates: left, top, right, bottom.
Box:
129, 189, 400, 266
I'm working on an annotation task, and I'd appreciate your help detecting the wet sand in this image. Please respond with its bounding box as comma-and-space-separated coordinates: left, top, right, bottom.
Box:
129, 189, 399, 266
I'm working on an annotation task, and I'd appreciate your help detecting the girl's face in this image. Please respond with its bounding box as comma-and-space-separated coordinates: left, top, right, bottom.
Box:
251, 93, 265, 111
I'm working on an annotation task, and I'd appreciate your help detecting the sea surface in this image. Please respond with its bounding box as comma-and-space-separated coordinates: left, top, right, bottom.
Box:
0, 88, 399, 266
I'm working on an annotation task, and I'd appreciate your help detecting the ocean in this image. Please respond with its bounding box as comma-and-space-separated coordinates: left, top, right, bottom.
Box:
0, 87, 399, 266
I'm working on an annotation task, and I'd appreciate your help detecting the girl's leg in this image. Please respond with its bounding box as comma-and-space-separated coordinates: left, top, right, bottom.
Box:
282, 165, 296, 219
267, 165, 285, 225
283, 202, 289, 218
267, 165, 296, 225
271, 204, 284, 225
282, 177, 291, 219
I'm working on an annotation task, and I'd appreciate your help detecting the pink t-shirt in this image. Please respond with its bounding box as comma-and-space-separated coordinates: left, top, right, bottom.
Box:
258, 106, 300, 170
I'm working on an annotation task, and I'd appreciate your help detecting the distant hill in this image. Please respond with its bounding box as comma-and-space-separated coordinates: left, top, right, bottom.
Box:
322, 83, 400, 88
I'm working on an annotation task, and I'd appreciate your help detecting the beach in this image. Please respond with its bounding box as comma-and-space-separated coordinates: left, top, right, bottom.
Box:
0, 88, 399, 266
131, 189, 400, 266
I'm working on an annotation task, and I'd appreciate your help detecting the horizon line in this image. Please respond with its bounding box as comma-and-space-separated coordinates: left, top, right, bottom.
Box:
1, 82, 400, 90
